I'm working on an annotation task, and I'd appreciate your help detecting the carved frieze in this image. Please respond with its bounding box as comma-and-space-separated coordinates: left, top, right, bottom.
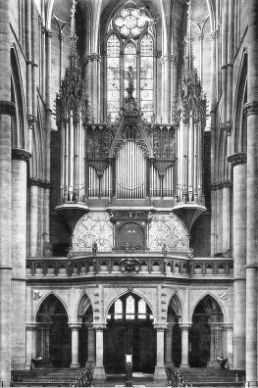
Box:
148, 213, 189, 251
73, 212, 113, 252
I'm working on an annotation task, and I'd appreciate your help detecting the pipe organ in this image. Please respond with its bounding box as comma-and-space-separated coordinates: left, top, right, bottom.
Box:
56, 59, 206, 206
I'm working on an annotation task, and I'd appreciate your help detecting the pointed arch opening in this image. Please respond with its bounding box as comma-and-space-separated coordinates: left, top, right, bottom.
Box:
104, 292, 156, 374
166, 295, 182, 367
11, 47, 26, 149
189, 295, 224, 368
36, 294, 71, 367
77, 293, 93, 367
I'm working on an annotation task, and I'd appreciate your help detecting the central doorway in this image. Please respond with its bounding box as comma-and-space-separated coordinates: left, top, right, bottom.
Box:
104, 293, 156, 374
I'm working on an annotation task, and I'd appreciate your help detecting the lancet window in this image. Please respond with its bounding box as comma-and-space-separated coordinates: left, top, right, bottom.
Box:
105, 6, 155, 122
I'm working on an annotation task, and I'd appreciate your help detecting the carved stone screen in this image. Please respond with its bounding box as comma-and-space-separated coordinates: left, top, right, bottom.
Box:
73, 212, 113, 252
148, 213, 189, 251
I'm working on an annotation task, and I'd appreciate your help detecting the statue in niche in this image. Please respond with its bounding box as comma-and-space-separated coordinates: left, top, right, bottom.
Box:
162, 243, 167, 256
92, 241, 98, 256
126, 66, 135, 100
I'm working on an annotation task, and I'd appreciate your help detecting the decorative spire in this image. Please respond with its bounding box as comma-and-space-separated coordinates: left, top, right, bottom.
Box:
186, 0, 193, 70
69, 0, 78, 69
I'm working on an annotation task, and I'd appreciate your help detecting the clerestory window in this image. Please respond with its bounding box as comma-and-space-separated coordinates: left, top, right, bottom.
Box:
106, 5, 155, 123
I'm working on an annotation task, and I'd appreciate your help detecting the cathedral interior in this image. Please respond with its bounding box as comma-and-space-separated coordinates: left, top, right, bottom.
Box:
0, 0, 258, 386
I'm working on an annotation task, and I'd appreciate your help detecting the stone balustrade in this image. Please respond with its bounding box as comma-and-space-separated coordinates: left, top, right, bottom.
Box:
26, 255, 233, 279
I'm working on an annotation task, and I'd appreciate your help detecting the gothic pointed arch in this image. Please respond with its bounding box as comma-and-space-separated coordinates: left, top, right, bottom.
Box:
35, 293, 71, 367
77, 293, 93, 367
104, 291, 156, 373
189, 294, 224, 368
11, 45, 26, 150
233, 51, 247, 153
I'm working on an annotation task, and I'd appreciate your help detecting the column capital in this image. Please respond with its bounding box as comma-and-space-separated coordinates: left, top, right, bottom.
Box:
210, 183, 218, 191
0, 100, 15, 116
26, 322, 38, 330
154, 324, 167, 331
69, 323, 81, 330
221, 323, 233, 330
12, 148, 31, 162
160, 55, 169, 64
198, 32, 204, 41
170, 54, 178, 63
93, 323, 106, 330
28, 114, 37, 126
228, 152, 247, 166
179, 322, 192, 329
28, 178, 41, 187
244, 101, 258, 116
222, 180, 232, 189
210, 30, 219, 40
87, 53, 102, 63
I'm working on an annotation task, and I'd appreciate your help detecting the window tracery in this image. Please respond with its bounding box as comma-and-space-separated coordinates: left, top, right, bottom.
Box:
106, 6, 155, 123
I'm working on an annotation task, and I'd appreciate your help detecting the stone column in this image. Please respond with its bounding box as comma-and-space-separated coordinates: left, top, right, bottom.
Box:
154, 325, 167, 380
93, 324, 106, 380
29, 179, 39, 257
161, 55, 170, 123
11, 149, 31, 369
222, 181, 231, 254
0, 1, 13, 385
180, 323, 191, 368
228, 152, 246, 370
245, 2, 258, 383
25, 324, 37, 370
170, 55, 178, 121
87, 325, 95, 364
208, 323, 217, 367
69, 323, 81, 368
222, 324, 233, 368
165, 323, 173, 365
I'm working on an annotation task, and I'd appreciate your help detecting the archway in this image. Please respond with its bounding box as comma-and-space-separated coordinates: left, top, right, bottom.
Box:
166, 295, 182, 367
189, 295, 224, 367
104, 293, 156, 374
78, 294, 93, 367
36, 294, 71, 367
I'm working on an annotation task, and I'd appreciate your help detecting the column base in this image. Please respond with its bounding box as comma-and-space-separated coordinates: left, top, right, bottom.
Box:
70, 363, 80, 368
25, 362, 32, 371
180, 363, 189, 368
154, 366, 167, 381
93, 366, 106, 380
208, 361, 218, 367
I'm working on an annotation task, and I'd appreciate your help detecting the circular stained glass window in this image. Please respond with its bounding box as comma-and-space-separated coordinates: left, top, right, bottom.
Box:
114, 7, 150, 38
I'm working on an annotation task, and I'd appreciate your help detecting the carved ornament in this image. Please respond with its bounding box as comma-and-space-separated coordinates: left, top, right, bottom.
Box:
87, 160, 110, 177
153, 160, 174, 177
73, 212, 113, 252
244, 101, 258, 116
120, 258, 140, 273
0, 100, 15, 116
148, 213, 188, 252
228, 152, 246, 166
12, 148, 31, 162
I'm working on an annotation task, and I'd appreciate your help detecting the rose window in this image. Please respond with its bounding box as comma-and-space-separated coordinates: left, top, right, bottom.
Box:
114, 8, 149, 38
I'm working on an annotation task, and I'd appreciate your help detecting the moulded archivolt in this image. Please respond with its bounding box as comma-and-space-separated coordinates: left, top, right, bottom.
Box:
148, 213, 189, 251
73, 212, 113, 251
